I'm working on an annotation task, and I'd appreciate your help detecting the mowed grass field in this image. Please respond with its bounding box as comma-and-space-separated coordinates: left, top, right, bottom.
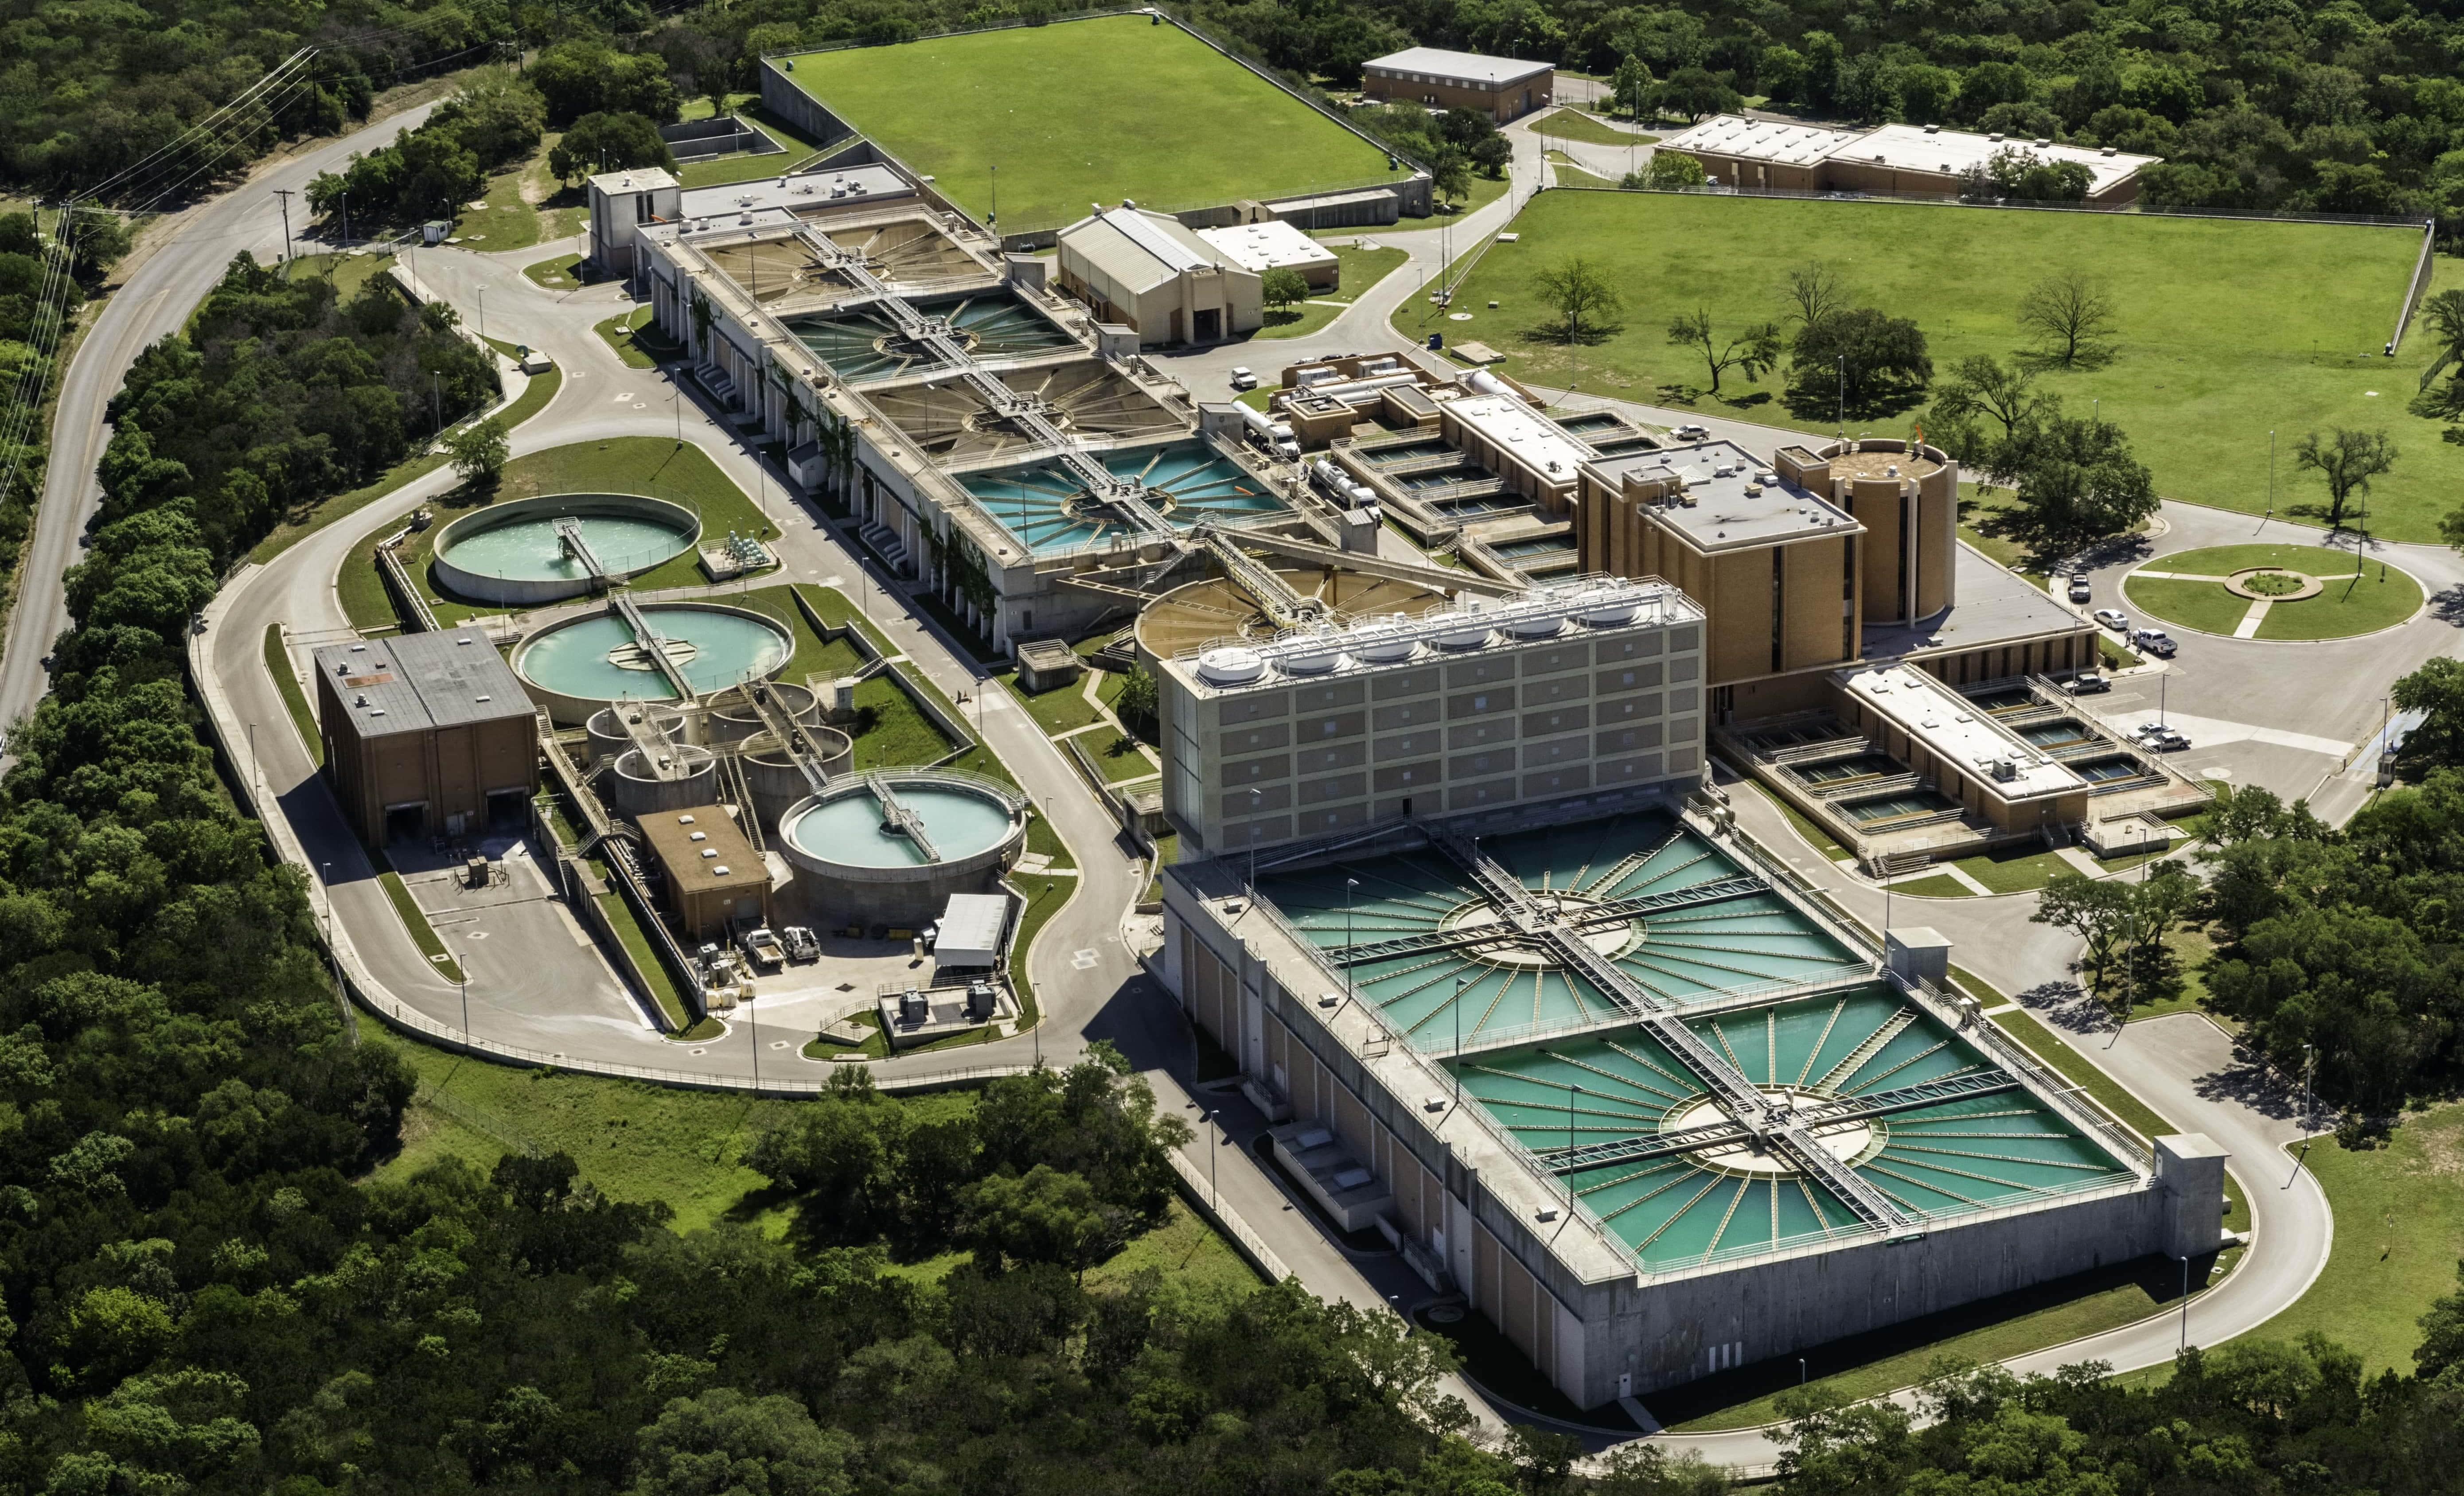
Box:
2124, 542, 2424, 639
1438, 192, 2464, 540
772, 17, 1402, 230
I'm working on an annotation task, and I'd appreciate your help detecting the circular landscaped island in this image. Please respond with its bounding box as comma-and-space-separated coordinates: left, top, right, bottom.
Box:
2120, 543, 2423, 641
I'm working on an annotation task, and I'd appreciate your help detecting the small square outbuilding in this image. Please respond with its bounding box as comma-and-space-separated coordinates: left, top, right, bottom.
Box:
312, 631, 538, 847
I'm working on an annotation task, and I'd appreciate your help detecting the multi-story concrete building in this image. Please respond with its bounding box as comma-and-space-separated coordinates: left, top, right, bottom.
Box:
1362, 47, 1554, 123
1156, 575, 1705, 856
1661, 115, 2161, 204
312, 631, 539, 846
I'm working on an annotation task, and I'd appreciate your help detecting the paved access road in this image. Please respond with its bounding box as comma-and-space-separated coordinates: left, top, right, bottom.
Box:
0, 101, 443, 765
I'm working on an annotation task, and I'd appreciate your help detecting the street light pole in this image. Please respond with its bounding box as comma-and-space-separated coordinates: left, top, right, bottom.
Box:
2179, 1254, 2190, 1349
749, 997, 760, 1094
459, 972, 470, 1037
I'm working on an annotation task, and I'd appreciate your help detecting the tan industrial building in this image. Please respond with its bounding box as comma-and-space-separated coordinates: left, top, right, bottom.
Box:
1154, 575, 1704, 856
1362, 47, 1553, 123
1055, 203, 1262, 346
1660, 115, 2160, 204
313, 631, 540, 847
638, 806, 771, 938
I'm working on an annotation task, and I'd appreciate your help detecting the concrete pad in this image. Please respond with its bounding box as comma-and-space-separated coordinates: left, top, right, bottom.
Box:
2231, 600, 2269, 638
2102, 708, 2353, 760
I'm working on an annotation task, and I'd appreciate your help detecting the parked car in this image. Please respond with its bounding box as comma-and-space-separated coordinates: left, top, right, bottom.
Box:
2064, 672, 2111, 695
740, 927, 786, 969
1671, 422, 1710, 440
780, 926, 819, 962
1228, 366, 1258, 391
2131, 628, 2178, 658
2093, 608, 2130, 631
2067, 572, 2093, 602
2146, 727, 2191, 752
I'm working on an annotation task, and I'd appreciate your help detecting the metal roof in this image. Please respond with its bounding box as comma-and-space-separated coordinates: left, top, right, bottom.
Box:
312, 631, 533, 740
1060, 206, 1226, 294
934, 892, 1010, 967
1365, 47, 1553, 87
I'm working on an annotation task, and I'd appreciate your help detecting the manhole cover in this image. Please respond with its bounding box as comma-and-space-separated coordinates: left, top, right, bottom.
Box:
1428, 1305, 1466, 1324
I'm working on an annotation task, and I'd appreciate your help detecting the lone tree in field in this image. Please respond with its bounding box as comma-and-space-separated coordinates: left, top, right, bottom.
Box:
1791, 306, 1930, 412
1534, 257, 1623, 344
1666, 308, 1781, 398
446, 416, 510, 491
2293, 427, 2398, 530
1260, 268, 1310, 319
1932, 355, 2044, 442
2017, 270, 2117, 366
1999, 409, 2159, 553
1610, 56, 1654, 120
1781, 260, 1849, 330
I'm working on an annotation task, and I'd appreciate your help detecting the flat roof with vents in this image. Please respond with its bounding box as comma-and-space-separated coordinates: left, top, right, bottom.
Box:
1584, 438, 1862, 552
1364, 47, 1553, 89
639, 806, 767, 892
310, 632, 533, 740
1661, 115, 2159, 195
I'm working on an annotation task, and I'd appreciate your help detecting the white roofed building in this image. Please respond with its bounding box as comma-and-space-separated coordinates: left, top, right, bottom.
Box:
1660, 114, 2160, 204
1197, 219, 1341, 290
1055, 202, 1262, 347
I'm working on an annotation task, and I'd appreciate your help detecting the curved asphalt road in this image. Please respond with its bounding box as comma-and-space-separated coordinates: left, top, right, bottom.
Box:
0, 100, 444, 762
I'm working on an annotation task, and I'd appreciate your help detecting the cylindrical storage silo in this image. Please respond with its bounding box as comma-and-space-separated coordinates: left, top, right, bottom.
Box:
607, 744, 718, 818
738, 736, 813, 836
777, 771, 1027, 928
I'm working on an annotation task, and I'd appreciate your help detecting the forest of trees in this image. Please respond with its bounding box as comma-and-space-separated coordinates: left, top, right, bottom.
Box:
102, 255, 497, 558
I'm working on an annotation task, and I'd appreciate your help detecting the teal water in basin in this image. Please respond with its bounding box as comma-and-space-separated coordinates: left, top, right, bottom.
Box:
517, 608, 789, 702
785, 784, 1013, 867
441, 513, 694, 583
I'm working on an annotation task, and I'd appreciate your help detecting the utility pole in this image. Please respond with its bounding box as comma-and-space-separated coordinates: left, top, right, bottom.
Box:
273, 188, 296, 272
338, 190, 351, 249
749, 996, 760, 1093
459, 972, 470, 1037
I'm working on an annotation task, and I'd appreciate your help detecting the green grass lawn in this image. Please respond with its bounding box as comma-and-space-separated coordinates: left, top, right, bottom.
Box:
377, 870, 465, 984
263, 625, 322, 766
1951, 844, 2074, 894
1254, 242, 1407, 341
585, 861, 694, 1032
2125, 543, 2420, 639
502, 362, 561, 431
1887, 872, 1972, 898
1552, 162, 1619, 191
1435, 191, 2464, 539
772, 18, 1403, 232
523, 253, 582, 290
1002, 669, 1108, 736
1529, 107, 1658, 146
595, 308, 659, 368
2212, 1105, 2464, 1376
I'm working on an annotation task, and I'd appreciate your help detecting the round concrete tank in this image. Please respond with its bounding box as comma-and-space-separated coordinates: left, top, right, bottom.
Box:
738, 737, 811, 834
431, 493, 701, 606
606, 743, 718, 818
1135, 565, 1449, 674
777, 770, 1027, 928
512, 602, 795, 725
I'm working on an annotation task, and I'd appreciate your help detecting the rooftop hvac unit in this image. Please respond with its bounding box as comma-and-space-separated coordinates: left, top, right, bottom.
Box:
1991, 759, 2018, 782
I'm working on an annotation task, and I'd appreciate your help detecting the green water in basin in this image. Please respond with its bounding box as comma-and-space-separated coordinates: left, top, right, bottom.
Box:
441, 513, 693, 583
784, 784, 1013, 867
517, 608, 789, 702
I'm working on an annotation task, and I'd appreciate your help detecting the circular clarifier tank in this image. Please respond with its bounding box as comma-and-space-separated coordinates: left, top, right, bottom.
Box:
777, 771, 1028, 926
512, 602, 792, 724
432, 494, 701, 605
